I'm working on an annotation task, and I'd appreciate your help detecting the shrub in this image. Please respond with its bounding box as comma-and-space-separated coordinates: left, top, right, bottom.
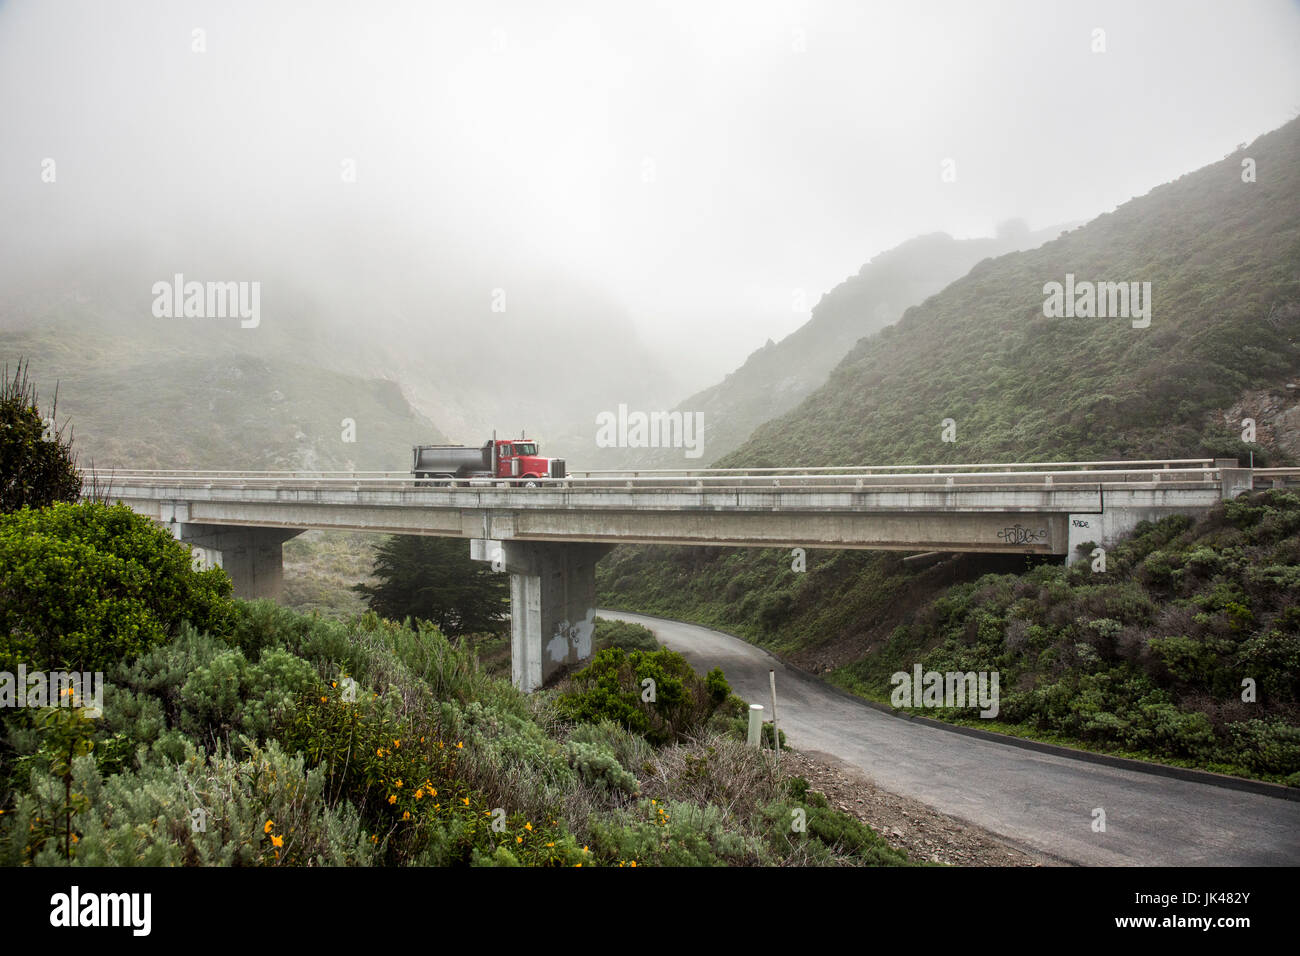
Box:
0, 360, 80, 514
0, 502, 233, 673
564, 740, 641, 796
566, 720, 654, 776
592, 617, 659, 653
0, 737, 379, 867
1225, 719, 1300, 776
177, 646, 321, 753
556, 648, 732, 746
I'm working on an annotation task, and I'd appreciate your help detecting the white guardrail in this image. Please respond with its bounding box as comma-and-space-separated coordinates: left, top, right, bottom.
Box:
79, 459, 1232, 493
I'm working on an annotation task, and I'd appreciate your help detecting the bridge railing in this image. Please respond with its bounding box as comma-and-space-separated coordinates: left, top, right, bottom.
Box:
565, 458, 1217, 478
1254, 467, 1300, 486
82, 462, 1226, 495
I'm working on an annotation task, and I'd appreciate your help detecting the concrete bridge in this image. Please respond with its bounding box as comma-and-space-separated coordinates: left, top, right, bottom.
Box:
87, 457, 1272, 691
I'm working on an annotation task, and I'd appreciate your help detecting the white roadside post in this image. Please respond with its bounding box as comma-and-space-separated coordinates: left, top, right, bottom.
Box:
769, 668, 780, 766
747, 703, 764, 747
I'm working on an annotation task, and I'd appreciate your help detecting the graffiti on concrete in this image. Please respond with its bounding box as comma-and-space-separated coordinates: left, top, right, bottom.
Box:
997, 524, 1048, 546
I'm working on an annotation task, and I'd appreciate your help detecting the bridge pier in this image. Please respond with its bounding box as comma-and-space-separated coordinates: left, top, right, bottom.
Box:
1065, 459, 1252, 564
472, 539, 613, 692
170, 523, 303, 599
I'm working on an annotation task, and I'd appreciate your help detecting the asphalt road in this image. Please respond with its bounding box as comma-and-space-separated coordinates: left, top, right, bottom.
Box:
599, 609, 1300, 866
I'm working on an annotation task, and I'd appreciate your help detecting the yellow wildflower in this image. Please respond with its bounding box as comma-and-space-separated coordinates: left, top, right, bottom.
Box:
263, 820, 274, 834
387, 794, 397, 805
271, 834, 284, 848
402, 811, 411, 821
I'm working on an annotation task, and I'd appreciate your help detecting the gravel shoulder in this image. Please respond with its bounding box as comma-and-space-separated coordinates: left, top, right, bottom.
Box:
781, 748, 1054, 866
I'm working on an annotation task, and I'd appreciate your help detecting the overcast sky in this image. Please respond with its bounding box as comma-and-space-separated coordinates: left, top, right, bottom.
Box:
2, 0, 1299, 381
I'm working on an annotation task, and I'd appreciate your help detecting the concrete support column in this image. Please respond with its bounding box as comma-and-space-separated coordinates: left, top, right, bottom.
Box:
1215, 458, 1253, 499
171, 523, 303, 599
471, 539, 613, 692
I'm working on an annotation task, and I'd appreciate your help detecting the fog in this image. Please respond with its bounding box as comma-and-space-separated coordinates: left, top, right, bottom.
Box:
2, 0, 1299, 406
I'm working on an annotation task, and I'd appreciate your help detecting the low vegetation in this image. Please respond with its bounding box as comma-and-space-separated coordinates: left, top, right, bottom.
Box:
0, 500, 910, 866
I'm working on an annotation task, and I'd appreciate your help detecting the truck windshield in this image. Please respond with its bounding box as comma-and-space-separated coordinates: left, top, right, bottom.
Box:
512, 443, 536, 456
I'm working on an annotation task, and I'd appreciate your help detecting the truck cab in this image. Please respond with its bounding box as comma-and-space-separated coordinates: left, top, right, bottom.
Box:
494, 440, 565, 481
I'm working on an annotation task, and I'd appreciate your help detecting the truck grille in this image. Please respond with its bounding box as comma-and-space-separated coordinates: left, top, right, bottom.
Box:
551, 459, 566, 479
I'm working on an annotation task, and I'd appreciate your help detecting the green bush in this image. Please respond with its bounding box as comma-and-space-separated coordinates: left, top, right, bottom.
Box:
592, 617, 659, 653
0, 360, 81, 515
556, 647, 732, 746
0, 737, 379, 867
177, 646, 321, 753
564, 740, 641, 796
0, 502, 232, 672
566, 720, 654, 776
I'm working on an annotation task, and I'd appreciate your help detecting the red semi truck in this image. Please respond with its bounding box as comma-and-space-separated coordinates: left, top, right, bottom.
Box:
411, 435, 566, 486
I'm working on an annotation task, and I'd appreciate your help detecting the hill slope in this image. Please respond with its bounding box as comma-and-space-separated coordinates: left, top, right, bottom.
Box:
720, 119, 1300, 469
599, 223, 1068, 469
2, 321, 445, 472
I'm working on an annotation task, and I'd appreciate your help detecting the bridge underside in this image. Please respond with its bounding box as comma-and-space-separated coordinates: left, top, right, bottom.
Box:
151, 502, 1094, 554
172, 523, 303, 600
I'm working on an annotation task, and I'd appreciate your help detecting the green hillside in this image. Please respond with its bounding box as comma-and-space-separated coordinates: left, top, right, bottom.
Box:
719, 119, 1300, 470
1, 327, 445, 472
609, 223, 1069, 469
